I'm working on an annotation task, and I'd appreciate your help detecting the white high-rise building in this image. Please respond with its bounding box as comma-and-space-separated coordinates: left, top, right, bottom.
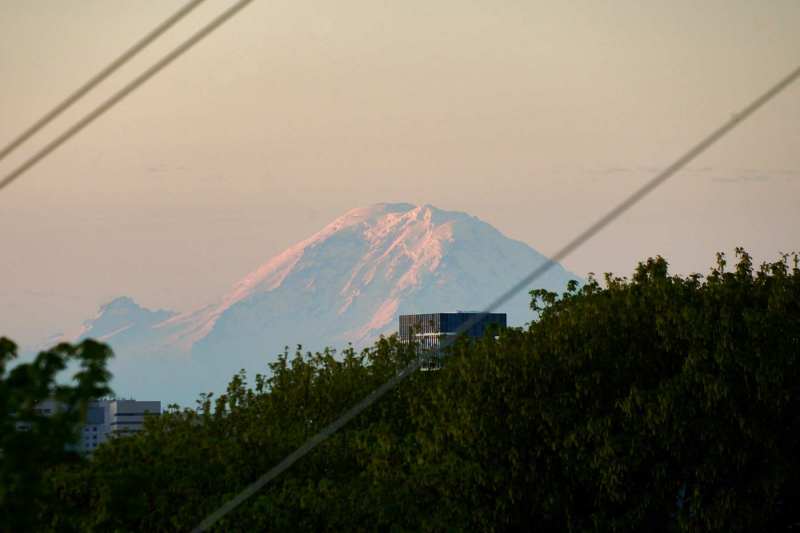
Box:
106, 400, 160, 438
28, 399, 161, 454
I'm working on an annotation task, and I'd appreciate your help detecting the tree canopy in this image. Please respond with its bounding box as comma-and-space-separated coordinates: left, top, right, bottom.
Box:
0, 338, 112, 531
3, 250, 800, 531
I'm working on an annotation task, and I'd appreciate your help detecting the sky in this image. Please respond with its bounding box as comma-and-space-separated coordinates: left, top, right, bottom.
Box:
1, 0, 798, 347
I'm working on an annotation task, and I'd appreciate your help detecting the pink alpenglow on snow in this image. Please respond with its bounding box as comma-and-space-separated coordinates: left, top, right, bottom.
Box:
65, 203, 579, 404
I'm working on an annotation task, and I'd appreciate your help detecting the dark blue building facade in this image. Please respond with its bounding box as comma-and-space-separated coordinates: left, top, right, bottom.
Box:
398, 312, 507, 369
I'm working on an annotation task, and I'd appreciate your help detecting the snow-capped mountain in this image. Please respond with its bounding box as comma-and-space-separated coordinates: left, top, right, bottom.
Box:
67, 203, 579, 404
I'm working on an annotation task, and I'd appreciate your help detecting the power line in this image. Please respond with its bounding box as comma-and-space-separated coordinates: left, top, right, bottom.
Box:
0, 0, 255, 193
191, 63, 800, 532
191, 359, 423, 532
0, 0, 207, 163
451, 63, 800, 339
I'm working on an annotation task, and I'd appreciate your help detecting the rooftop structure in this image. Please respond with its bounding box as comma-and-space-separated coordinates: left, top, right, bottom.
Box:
399, 312, 507, 369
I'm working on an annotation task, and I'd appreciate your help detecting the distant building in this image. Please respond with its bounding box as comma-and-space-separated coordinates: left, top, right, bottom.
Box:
106, 400, 160, 438
25, 399, 161, 454
399, 312, 507, 369
79, 401, 109, 453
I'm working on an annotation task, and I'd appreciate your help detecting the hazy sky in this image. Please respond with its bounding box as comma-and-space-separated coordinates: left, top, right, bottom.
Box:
1, 0, 798, 346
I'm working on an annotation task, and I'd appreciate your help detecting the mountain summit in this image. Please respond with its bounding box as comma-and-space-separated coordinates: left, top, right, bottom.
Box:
70, 204, 578, 403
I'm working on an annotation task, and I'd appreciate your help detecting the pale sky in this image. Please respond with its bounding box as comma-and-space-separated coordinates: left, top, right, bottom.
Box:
1, 0, 798, 346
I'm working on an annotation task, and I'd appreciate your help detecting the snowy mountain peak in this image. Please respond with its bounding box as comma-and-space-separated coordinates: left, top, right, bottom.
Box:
177, 203, 471, 344
185, 203, 575, 355
62, 203, 579, 404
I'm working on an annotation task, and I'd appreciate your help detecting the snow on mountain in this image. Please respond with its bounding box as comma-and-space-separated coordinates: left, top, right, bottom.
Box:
63, 203, 579, 404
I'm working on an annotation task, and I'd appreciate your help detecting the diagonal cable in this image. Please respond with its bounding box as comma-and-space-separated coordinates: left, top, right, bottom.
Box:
191, 62, 800, 532
0, 0, 255, 193
0, 0, 207, 163
191, 358, 423, 532
449, 64, 800, 338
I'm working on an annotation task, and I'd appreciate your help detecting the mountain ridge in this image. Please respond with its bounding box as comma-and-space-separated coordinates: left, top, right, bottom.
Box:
60, 203, 579, 404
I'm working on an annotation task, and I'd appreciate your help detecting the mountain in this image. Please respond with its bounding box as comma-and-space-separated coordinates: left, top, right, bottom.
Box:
67, 203, 579, 404
71, 297, 177, 353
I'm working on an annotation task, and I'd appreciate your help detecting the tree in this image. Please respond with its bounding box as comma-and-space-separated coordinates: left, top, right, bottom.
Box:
15, 250, 800, 532
411, 250, 800, 531
0, 338, 113, 531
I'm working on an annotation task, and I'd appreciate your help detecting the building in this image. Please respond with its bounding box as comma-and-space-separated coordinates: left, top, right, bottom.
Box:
399, 312, 507, 369
79, 401, 109, 453
106, 400, 160, 438
26, 399, 161, 454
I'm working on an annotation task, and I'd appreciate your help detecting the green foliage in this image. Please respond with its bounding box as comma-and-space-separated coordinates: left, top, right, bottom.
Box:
6, 250, 800, 532
40, 338, 423, 532
424, 249, 800, 531
0, 338, 113, 531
